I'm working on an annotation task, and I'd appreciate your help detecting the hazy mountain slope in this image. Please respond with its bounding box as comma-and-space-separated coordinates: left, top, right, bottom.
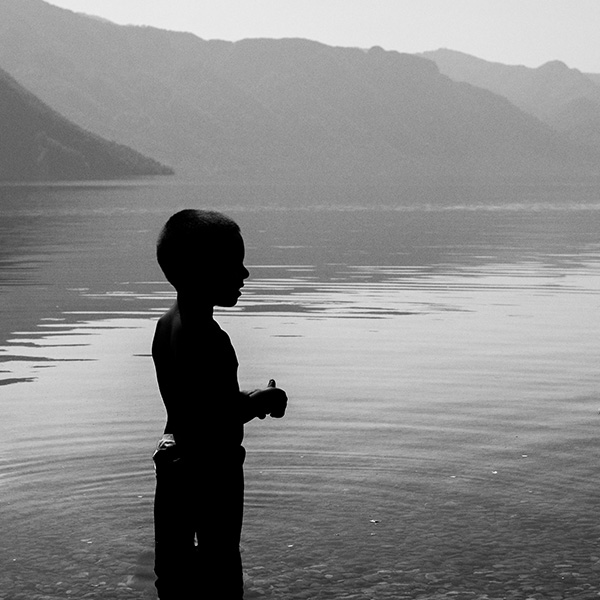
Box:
587, 73, 600, 86
203, 40, 589, 179
422, 48, 600, 150
0, 67, 173, 181
0, 0, 597, 182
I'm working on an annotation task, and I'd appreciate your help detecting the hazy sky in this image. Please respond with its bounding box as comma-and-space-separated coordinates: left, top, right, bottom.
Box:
45, 0, 600, 72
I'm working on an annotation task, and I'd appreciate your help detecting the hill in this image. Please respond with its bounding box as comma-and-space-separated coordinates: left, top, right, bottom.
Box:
0, 0, 597, 183
421, 48, 600, 152
587, 73, 600, 86
0, 67, 173, 181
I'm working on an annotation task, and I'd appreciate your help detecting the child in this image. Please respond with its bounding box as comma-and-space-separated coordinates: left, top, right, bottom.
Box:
152, 209, 288, 599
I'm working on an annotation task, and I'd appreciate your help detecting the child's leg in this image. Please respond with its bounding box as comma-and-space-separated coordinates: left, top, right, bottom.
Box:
195, 464, 245, 598
154, 449, 196, 598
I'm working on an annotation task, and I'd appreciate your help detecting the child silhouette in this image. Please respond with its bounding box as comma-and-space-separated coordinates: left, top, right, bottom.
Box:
152, 209, 288, 599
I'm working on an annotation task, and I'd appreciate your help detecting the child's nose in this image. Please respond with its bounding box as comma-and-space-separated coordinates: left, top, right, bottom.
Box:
242, 266, 250, 280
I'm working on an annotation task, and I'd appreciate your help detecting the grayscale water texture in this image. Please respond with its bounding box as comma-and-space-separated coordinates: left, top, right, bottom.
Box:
2, 181, 600, 599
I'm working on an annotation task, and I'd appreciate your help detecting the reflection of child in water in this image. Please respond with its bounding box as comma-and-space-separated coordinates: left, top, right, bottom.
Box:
152, 209, 288, 599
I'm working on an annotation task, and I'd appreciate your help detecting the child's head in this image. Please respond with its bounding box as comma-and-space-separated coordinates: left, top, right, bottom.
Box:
157, 209, 249, 306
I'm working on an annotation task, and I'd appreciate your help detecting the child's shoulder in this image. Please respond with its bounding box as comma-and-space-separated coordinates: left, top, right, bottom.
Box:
156, 304, 180, 333
153, 305, 181, 354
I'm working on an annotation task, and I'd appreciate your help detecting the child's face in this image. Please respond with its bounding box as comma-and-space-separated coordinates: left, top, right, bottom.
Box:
203, 232, 250, 307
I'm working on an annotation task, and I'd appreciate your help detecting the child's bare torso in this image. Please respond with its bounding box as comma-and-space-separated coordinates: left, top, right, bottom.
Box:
152, 303, 244, 462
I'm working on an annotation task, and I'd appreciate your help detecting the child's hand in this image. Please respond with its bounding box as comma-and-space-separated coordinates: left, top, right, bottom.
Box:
250, 379, 288, 419
267, 379, 287, 418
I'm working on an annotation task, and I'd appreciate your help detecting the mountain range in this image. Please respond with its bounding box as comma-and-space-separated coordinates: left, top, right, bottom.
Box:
0, 0, 599, 183
0, 65, 173, 181
421, 49, 600, 152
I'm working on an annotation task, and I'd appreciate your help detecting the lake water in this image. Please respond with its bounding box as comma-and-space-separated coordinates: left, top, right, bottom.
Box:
2, 180, 600, 599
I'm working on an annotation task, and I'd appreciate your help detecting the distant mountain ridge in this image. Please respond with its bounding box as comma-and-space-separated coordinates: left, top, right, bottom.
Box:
0, 0, 598, 183
421, 48, 600, 152
0, 66, 173, 181
587, 73, 600, 86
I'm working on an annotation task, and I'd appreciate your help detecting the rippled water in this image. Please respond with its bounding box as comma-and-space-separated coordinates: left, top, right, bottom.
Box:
2, 181, 600, 599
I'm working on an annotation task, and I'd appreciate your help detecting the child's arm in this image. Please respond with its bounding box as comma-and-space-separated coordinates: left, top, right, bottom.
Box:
240, 379, 288, 423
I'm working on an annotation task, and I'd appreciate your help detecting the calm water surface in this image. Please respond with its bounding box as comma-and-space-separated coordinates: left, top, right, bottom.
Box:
1, 181, 600, 599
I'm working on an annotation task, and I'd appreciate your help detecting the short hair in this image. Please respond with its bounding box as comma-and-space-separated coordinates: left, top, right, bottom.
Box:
157, 209, 241, 288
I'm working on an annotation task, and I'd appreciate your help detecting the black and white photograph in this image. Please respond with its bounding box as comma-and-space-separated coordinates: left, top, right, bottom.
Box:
2, 1, 600, 598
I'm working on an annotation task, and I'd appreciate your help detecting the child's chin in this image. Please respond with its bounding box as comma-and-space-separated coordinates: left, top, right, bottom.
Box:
216, 293, 241, 307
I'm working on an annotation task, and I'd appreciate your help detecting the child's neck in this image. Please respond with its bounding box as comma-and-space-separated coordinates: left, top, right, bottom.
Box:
176, 292, 214, 323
